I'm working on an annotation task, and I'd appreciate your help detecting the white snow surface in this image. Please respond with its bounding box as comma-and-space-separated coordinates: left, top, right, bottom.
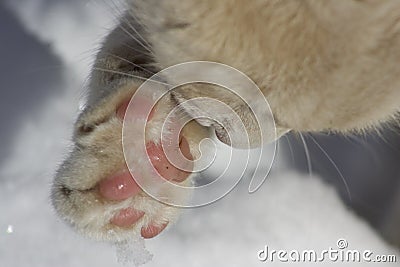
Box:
1, 1, 399, 266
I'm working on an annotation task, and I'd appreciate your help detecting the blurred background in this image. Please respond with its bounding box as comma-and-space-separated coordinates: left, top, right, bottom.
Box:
284, 132, 400, 247
0, 0, 399, 266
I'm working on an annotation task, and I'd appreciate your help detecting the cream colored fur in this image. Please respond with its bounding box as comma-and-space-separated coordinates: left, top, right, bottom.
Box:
52, 0, 400, 241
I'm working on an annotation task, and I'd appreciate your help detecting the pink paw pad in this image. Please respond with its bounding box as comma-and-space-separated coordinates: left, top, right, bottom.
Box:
116, 98, 155, 121
146, 136, 193, 183
98, 98, 194, 238
141, 222, 169, 239
98, 170, 141, 201
111, 208, 145, 228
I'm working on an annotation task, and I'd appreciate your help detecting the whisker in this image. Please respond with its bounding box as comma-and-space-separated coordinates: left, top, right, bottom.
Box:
123, 13, 153, 52
103, 52, 157, 76
283, 135, 295, 165
308, 135, 352, 202
106, 0, 127, 17
118, 43, 153, 57
374, 130, 400, 152
345, 133, 383, 164
343, 132, 365, 146
94, 0, 153, 54
91, 0, 127, 27
109, 0, 154, 54
92, 67, 171, 86
299, 132, 313, 177
118, 23, 154, 54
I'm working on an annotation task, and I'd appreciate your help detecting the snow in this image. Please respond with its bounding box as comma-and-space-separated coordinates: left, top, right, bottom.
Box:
1, 1, 398, 266
115, 239, 153, 266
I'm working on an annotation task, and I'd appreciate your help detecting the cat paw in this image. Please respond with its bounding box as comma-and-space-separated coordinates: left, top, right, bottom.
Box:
96, 134, 193, 239
52, 82, 208, 241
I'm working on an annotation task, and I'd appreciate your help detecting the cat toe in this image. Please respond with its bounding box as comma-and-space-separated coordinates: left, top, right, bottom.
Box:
141, 222, 169, 239
98, 169, 141, 201
110, 208, 145, 228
